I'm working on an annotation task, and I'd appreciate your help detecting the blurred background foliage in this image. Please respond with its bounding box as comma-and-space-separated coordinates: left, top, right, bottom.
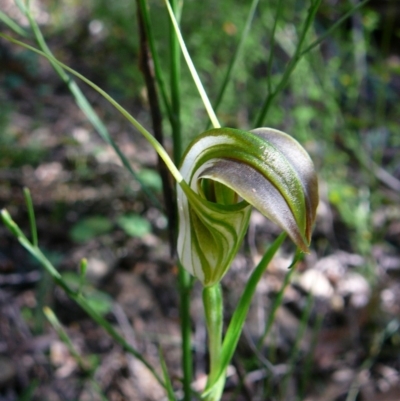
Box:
2, 0, 398, 259
1, 0, 400, 399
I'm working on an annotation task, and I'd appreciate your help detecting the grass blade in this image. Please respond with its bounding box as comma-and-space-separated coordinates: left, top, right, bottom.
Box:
159, 348, 177, 401
0, 10, 28, 36
265, 0, 284, 95
208, 0, 260, 129
257, 253, 300, 349
163, 0, 220, 129
168, 0, 183, 164
255, 0, 322, 126
0, 34, 183, 185
300, 0, 371, 57
1, 208, 165, 389
18, 0, 161, 209
23, 187, 38, 247
203, 233, 286, 396
281, 291, 314, 399
137, 0, 173, 125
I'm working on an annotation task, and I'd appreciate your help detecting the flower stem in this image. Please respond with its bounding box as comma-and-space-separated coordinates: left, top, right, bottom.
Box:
178, 262, 193, 401
203, 283, 224, 398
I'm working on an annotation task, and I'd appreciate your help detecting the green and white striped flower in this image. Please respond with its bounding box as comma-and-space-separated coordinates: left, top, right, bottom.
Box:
177, 127, 318, 287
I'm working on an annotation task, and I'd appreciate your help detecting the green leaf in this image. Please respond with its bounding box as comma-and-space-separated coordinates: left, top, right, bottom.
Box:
61, 272, 113, 316
69, 216, 113, 243
85, 291, 113, 316
117, 214, 151, 238
137, 169, 163, 192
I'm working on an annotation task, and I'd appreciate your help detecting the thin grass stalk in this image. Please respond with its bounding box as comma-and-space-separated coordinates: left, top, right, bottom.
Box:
78, 258, 88, 296
44, 306, 89, 372
169, 0, 183, 164
16, 0, 161, 209
165, 2, 195, 398
256, 0, 370, 127
89, 381, 111, 401
159, 348, 178, 401
298, 312, 324, 400
164, 0, 220, 129
17, 381, 39, 401
281, 291, 314, 399
255, 0, 322, 127
137, 0, 173, 124
299, 0, 371, 57
0, 10, 28, 36
45, 304, 142, 400
265, 0, 284, 95
137, 1, 177, 254
257, 257, 298, 349
23, 187, 38, 247
177, 262, 194, 401
345, 319, 400, 401
0, 208, 165, 388
0, 34, 184, 184
206, 0, 260, 130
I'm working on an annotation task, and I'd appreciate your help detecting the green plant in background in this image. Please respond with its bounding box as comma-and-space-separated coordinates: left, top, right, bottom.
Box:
0, 0, 376, 399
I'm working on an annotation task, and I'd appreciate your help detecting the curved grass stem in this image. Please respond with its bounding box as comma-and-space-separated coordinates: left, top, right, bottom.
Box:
17, 1, 161, 209
255, 0, 322, 126
163, 0, 220, 129
0, 34, 183, 186
206, 0, 260, 130
0, 208, 165, 388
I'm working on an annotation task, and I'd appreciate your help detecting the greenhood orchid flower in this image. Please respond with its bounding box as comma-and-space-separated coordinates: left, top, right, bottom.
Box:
177, 127, 318, 287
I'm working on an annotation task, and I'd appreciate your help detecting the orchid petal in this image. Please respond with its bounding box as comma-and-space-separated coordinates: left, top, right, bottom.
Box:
177, 127, 318, 286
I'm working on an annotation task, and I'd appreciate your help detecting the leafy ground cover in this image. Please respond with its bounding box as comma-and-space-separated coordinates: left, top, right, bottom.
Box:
0, 0, 400, 400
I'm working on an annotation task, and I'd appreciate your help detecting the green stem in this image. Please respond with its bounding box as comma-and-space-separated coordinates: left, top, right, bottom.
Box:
203, 284, 223, 383
203, 283, 224, 401
164, 0, 220, 129
0, 10, 28, 36
206, 0, 260, 130
178, 262, 193, 401
257, 253, 299, 349
44, 306, 89, 372
137, 0, 173, 124
255, 0, 321, 126
203, 233, 286, 398
299, 0, 371, 58
265, 0, 284, 95
167, 3, 194, 399
281, 291, 314, 399
23, 187, 38, 247
169, 0, 182, 164
17, 0, 161, 208
0, 209, 165, 388
0, 34, 183, 185
137, 0, 177, 254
